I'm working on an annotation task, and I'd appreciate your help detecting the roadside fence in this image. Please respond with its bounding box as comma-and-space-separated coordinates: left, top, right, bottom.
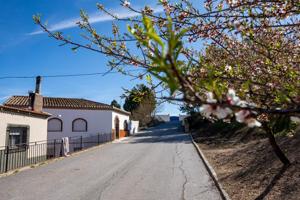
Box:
0, 132, 112, 174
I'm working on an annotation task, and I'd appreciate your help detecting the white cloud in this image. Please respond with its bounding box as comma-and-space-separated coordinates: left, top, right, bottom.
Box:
29, 6, 164, 35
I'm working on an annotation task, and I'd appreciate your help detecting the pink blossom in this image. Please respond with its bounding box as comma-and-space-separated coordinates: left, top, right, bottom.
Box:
235, 110, 250, 123
199, 91, 233, 119
235, 110, 261, 127
227, 89, 248, 107
200, 104, 232, 119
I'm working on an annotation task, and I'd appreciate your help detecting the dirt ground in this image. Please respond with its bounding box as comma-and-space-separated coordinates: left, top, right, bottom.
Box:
192, 122, 300, 200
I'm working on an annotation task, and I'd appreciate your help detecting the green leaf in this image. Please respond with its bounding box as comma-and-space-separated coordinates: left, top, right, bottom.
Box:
142, 16, 164, 48
147, 32, 164, 47
145, 74, 152, 84
71, 46, 79, 52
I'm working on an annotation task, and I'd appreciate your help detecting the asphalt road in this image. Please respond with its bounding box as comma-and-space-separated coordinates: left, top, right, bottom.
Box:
0, 122, 222, 200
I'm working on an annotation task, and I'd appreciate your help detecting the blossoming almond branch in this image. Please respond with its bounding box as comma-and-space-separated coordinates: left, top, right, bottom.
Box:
33, 0, 300, 165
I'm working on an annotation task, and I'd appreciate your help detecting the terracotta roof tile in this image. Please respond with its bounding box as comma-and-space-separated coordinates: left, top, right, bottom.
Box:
0, 105, 51, 118
4, 96, 130, 115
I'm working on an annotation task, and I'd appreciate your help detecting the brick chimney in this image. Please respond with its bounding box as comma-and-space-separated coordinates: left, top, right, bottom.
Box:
29, 76, 43, 112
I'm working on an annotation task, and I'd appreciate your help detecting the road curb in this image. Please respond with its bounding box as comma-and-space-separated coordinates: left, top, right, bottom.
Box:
189, 134, 231, 200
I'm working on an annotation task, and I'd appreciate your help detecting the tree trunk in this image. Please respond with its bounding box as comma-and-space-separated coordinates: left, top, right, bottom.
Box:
264, 125, 290, 166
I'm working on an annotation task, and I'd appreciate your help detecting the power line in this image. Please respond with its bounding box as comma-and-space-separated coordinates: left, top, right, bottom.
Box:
0, 70, 141, 80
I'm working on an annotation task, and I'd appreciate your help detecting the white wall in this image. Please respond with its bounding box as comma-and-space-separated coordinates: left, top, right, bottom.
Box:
0, 112, 48, 148
111, 111, 130, 130
130, 121, 139, 135
44, 109, 113, 140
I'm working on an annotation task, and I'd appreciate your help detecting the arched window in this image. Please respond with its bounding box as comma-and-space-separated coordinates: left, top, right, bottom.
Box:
72, 118, 88, 132
48, 118, 63, 132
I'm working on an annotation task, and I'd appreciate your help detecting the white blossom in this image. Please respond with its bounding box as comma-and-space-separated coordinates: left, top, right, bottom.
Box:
200, 104, 232, 119
227, 89, 240, 105
130, 28, 136, 34
227, 88, 236, 98
200, 68, 206, 73
225, 64, 232, 72
199, 104, 213, 118
246, 118, 262, 127
233, 20, 240, 28
238, 100, 248, 108
215, 107, 232, 119
204, 1, 211, 9
227, 89, 248, 107
228, 0, 238, 6
235, 110, 261, 127
122, 0, 130, 7
267, 82, 274, 88
206, 92, 217, 103
291, 116, 300, 123
235, 110, 250, 123
254, 67, 262, 74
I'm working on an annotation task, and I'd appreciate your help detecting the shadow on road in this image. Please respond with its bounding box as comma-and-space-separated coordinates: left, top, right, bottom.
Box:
129, 122, 191, 144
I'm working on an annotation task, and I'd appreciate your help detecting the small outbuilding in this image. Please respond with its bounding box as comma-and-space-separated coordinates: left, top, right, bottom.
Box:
0, 105, 50, 149
0, 96, 50, 173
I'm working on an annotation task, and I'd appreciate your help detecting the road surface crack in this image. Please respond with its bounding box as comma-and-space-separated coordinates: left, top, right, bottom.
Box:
97, 144, 152, 200
98, 170, 121, 199
176, 143, 188, 200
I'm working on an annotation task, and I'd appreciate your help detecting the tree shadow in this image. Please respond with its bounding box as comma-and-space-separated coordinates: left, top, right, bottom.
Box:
193, 120, 300, 199
128, 123, 191, 144
254, 164, 290, 200
129, 130, 191, 144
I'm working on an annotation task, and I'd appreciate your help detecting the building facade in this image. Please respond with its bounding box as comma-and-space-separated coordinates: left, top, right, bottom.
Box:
0, 105, 50, 148
0, 105, 50, 172
5, 96, 131, 141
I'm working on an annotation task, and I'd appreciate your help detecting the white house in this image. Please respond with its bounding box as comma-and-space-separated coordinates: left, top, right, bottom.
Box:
5, 96, 131, 141
0, 77, 51, 173
0, 104, 50, 173
4, 76, 131, 141
0, 105, 50, 149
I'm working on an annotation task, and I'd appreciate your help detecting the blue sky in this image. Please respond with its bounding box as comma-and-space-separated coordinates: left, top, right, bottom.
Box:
0, 0, 183, 115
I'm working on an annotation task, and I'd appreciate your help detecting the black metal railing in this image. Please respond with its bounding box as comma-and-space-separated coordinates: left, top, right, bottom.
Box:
0, 133, 112, 174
